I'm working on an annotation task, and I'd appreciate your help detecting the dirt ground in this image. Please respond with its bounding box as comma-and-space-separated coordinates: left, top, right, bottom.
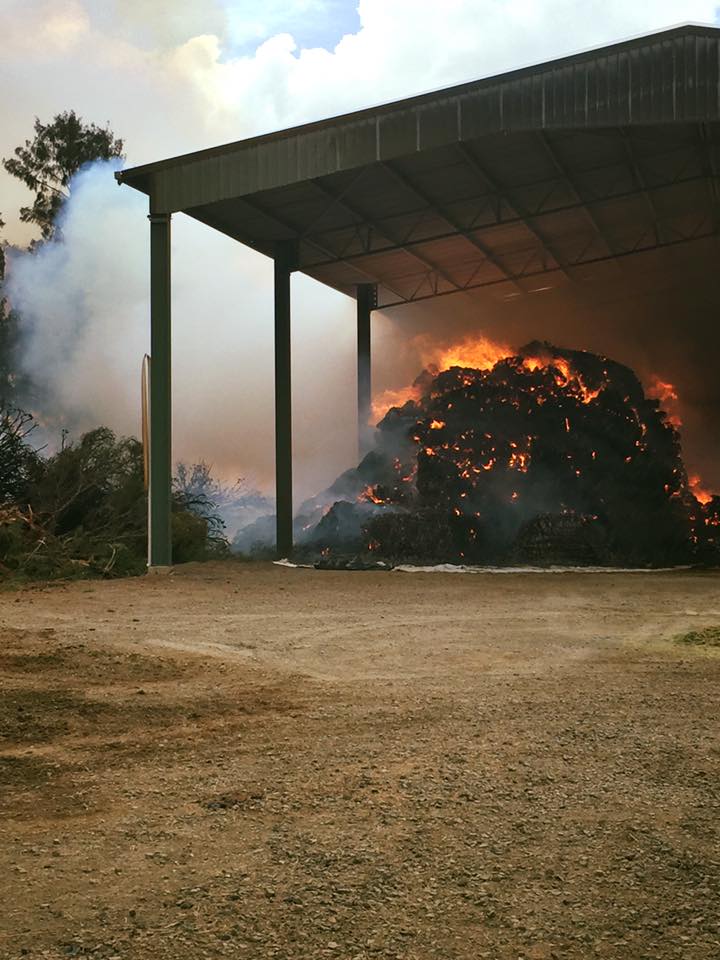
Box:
1, 562, 719, 960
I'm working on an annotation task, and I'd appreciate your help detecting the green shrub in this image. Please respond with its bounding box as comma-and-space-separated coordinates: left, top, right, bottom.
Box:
0, 415, 228, 580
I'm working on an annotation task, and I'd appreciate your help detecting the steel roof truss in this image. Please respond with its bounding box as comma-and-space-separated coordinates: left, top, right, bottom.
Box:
379, 159, 524, 294
308, 178, 465, 293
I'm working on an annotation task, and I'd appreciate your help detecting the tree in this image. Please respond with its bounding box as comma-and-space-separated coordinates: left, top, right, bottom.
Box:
3, 111, 124, 241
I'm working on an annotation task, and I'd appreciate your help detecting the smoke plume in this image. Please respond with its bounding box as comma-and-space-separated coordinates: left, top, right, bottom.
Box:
7, 161, 358, 501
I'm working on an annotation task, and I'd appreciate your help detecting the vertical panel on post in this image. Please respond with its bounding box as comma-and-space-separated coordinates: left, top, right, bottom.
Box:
148, 211, 172, 568
274, 244, 294, 558
356, 284, 376, 459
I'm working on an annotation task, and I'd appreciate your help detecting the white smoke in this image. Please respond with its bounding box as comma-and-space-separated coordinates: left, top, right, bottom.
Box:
7, 160, 357, 501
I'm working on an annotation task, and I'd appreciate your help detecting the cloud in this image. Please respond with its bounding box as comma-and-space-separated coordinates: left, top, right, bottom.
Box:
83, 0, 229, 49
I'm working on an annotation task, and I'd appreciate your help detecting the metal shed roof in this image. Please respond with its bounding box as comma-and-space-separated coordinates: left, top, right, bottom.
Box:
116, 23, 720, 309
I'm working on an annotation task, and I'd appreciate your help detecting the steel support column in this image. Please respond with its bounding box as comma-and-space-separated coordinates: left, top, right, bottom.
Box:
274, 245, 295, 558
356, 283, 376, 458
148, 211, 172, 568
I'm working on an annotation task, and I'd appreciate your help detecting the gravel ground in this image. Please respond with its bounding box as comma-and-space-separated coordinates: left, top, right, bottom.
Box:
1, 561, 719, 960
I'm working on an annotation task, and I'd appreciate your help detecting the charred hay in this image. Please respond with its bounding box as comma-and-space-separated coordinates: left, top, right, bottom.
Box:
305, 343, 719, 568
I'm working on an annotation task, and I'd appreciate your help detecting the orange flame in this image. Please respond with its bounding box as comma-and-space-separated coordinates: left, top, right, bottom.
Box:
689, 475, 713, 506
646, 375, 682, 427
371, 384, 423, 422
371, 333, 511, 421
372, 334, 613, 422
647, 379, 713, 500
433, 335, 511, 372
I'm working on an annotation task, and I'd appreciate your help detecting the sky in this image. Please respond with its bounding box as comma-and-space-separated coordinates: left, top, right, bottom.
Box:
1, 0, 719, 500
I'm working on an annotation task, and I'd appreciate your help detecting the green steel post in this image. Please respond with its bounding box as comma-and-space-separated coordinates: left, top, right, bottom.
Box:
148, 211, 172, 568
356, 284, 376, 458
274, 246, 294, 558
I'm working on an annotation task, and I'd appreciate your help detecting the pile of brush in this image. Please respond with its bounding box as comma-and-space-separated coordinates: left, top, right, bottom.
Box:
0, 412, 227, 581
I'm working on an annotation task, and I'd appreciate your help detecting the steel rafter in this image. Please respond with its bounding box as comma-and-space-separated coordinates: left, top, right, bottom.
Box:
699, 122, 720, 232
307, 178, 463, 292
301, 172, 714, 273
299, 169, 370, 238
380, 159, 525, 294
536, 132, 617, 259
620, 129, 662, 245
455, 141, 574, 282
297, 149, 712, 262
375, 227, 718, 309
198, 149, 718, 310
377, 208, 713, 300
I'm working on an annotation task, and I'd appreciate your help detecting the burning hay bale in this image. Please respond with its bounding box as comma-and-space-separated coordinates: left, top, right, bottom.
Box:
304, 342, 718, 568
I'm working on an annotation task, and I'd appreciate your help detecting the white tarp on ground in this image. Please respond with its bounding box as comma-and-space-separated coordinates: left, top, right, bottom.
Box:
274, 559, 691, 573
391, 564, 692, 574
273, 558, 314, 568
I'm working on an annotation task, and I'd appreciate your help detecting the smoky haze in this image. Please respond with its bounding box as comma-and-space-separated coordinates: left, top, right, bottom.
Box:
6, 161, 358, 502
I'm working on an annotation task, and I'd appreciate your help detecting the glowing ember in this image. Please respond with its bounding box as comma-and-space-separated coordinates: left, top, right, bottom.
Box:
359, 484, 386, 505
508, 451, 530, 472
520, 349, 606, 405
